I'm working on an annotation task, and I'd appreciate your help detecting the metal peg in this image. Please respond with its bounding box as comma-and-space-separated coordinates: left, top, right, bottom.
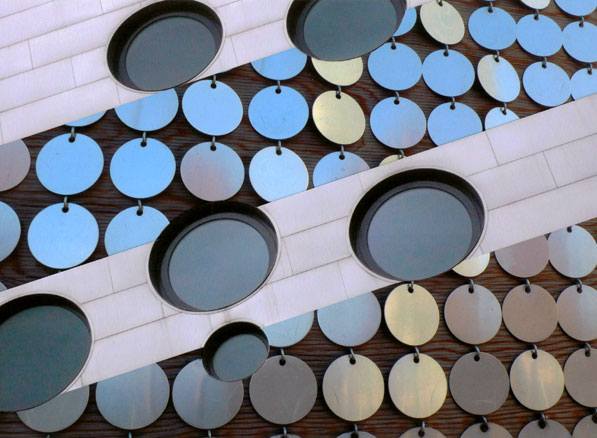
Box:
419, 420, 426, 437
62, 196, 69, 213
276, 140, 282, 155
339, 145, 345, 160
577, 279, 583, 293
211, 75, 217, 88
280, 347, 286, 365
336, 85, 342, 98
468, 278, 475, 293
414, 346, 420, 363
538, 412, 547, 429
137, 200, 143, 216
474, 345, 481, 361
585, 342, 591, 357
141, 131, 147, 146
524, 279, 531, 293
349, 348, 356, 364
531, 344, 538, 359
69, 126, 76, 142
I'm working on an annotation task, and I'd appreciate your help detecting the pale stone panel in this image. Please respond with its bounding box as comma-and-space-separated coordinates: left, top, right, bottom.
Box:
164, 312, 213, 357
231, 19, 292, 66
337, 257, 395, 298
544, 134, 597, 187
107, 242, 152, 292
100, 0, 140, 13
71, 47, 110, 86
268, 239, 294, 283
0, 41, 33, 79
217, 0, 288, 35
0, 0, 51, 19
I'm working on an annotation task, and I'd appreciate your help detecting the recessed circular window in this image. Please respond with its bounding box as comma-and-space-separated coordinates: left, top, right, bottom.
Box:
107, 0, 223, 91
0, 295, 92, 412
350, 169, 485, 281
149, 202, 278, 312
287, 0, 406, 61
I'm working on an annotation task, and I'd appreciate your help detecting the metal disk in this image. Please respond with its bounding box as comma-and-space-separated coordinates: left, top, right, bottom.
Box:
370, 97, 426, 149
96, 363, 169, 430
110, 138, 176, 199
519, 420, 571, 438
182, 80, 243, 136
28, 203, 98, 269
468, 6, 516, 51
0, 139, 30, 191
573, 415, 597, 438
519, 0, 550, 9
420, 0, 465, 45
400, 427, 445, 438
251, 48, 307, 80
384, 284, 439, 346
249, 146, 309, 202
461, 422, 513, 438
17, 386, 89, 433
428, 102, 482, 146
248, 86, 309, 140
523, 61, 570, 107
338, 432, 376, 438
312, 57, 363, 86
495, 235, 549, 278
65, 111, 106, 127
36, 133, 103, 195
485, 107, 519, 130
249, 355, 317, 424
313, 91, 366, 145
379, 155, 401, 166
502, 284, 557, 343
104, 206, 169, 255
322, 354, 384, 422
563, 22, 597, 63
549, 226, 597, 278
571, 68, 597, 100
368, 43, 422, 91
555, 0, 597, 16
173, 359, 243, 429
395, 7, 417, 36
444, 284, 501, 345
564, 347, 597, 407
477, 55, 520, 103
0, 201, 20, 262
452, 253, 490, 277
317, 293, 381, 347
264, 311, 314, 348
115, 89, 178, 131
517, 14, 562, 57
423, 49, 475, 97
557, 284, 597, 341
312, 151, 369, 187
0, 282, 5, 291
180, 142, 245, 201
449, 352, 509, 415
510, 349, 564, 411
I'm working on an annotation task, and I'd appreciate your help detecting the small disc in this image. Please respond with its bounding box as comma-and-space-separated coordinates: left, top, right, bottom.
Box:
461, 422, 513, 438
485, 107, 519, 130
477, 55, 520, 103
384, 284, 439, 346
428, 102, 482, 146
251, 48, 307, 80
370, 97, 426, 149
502, 284, 557, 343
0, 201, 20, 262
549, 226, 597, 278
519, 420, 571, 438
312, 57, 363, 86
510, 349, 564, 411
571, 68, 597, 100
0, 139, 30, 191
338, 432, 376, 438
495, 235, 549, 278
517, 14, 562, 57
322, 354, 384, 422
379, 155, 400, 166
368, 43, 422, 91
317, 293, 381, 347
423, 49, 475, 97
573, 415, 597, 438
104, 206, 169, 255
110, 138, 175, 199
555, 0, 597, 16
264, 311, 314, 348
182, 80, 243, 136
468, 6, 516, 51
557, 284, 597, 341
65, 111, 106, 127
420, 0, 465, 45
563, 22, 597, 64
388, 353, 447, 419
28, 203, 98, 269
180, 142, 244, 201
249, 355, 317, 424
444, 284, 501, 345
400, 427, 445, 438
519, 0, 550, 9
248, 86, 309, 140
564, 348, 597, 407
249, 146, 309, 202
523, 61, 570, 107
452, 253, 490, 277
312, 91, 366, 145
115, 89, 178, 131
394, 7, 417, 36
36, 133, 103, 195
312, 151, 369, 187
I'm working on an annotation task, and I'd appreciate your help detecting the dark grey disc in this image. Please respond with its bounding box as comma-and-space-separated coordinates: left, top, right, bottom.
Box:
370, 97, 426, 149
251, 48, 307, 80
571, 68, 597, 100
573, 415, 597, 438
264, 312, 314, 348
368, 43, 422, 91
423, 49, 475, 97
249, 86, 309, 140
428, 102, 482, 146
523, 62, 570, 107
115, 89, 178, 131
555, 0, 597, 16
563, 22, 597, 64
313, 151, 369, 187
485, 107, 519, 130
519, 420, 571, 438
0, 201, 20, 262
477, 55, 520, 103
104, 206, 169, 255
468, 6, 516, 51
65, 111, 106, 127
517, 14, 562, 57
394, 8, 416, 36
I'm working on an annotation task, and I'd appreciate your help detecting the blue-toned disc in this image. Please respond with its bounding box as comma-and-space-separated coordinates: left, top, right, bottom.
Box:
105, 206, 169, 256
517, 14, 562, 57
65, 111, 106, 127
477, 55, 520, 103
428, 102, 482, 146
468, 6, 516, 51
264, 312, 314, 348
313, 151, 369, 187
28, 203, 98, 269
485, 107, 519, 130
0, 201, 20, 262
115, 89, 178, 132
368, 43, 422, 91
251, 48, 307, 80
394, 8, 417, 36
370, 97, 426, 149
422, 49, 475, 97
563, 22, 597, 64
110, 138, 175, 199
555, 0, 597, 16
523, 62, 570, 107
183, 80, 243, 136
571, 68, 597, 100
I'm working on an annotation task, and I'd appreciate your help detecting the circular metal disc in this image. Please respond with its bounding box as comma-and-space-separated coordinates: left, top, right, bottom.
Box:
264, 311, 314, 348
571, 68, 597, 100
519, 420, 571, 438
558, 284, 597, 341
510, 349, 564, 411
322, 354, 384, 422
549, 226, 597, 278
555, 0, 597, 16
564, 348, 597, 407
249, 146, 309, 202
400, 427, 445, 438
423, 49, 475, 97
573, 415, 597, 438
449, 352, 509, 415
420, 0, 465, 45
523, 61, 571, 107
452, 253, 490, 277
379, 155, 400, 166
36, 133, 103, 195
110, 138, 176, 199
384, 284, 439, 346
0, 201, 20, 262
312, 91, 366, 145
0, 139, 30, 191
312, 57, 363, 86
520, 0, 550, 9
495, 235, 549, 278
461, 422, 513, 438
477, 55, 520, 103
248, 86, 309, 140
338, 432, 376, 438
0, 281, 5, 291
115, 89, 178, 131
65, 111, 106, 127
181, 142, 245, 201
173, 359, 243, 429
368, 43, 422, 91
444, 284, 501, 345
395, 7, 417, 36
485, 107, 519, 130
182, 80, 243, 136
96, 363, 169, 430
317, 292, 381, 347
28, 203, 98, 269
104, 206, 169, 255
312, 151, 369, 187
428, 102, 482, 146
517, 14, 562, 57
370, 97, 426, 149
563, 22, 597, 63
251, 48, 307, 80
502, 284, 557, 343
468, 7, 516, 51
249, 355, 317, 424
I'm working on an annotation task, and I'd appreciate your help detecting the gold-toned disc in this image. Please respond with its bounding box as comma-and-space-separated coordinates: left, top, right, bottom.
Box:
384, 284, 440, 346
452, 253, 490, 277
502, 284, 557, 343
557, 285, 597, 342
400, 427, 446, 438
573, 415, 597, 438
379, 155, 400, 166
564, 348, 597, 407
312, 91, 366, 145
519, 0, 550, 10
519, 419, 571, 438
322, 354, 384, 422
312, 57, 363, 87
461, 422, 513, 438
388, 353, 447, 419
510, 349, 564, 411
420, 0, 465, 45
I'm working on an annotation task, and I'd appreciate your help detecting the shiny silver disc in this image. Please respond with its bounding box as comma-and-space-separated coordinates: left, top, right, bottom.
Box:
251, 48, 307, 80
558, 285, 597, 341
115, 89, 178, 131
573, 415, 597, 438
338, 432, 376, 438
485, 107, 519, 130
555, 0, 597, 16
312, 151, 369, 187
517, 14, 562, 57
563, 22, 597, 64
461, 422, 513, 438
368, 43, 422, 91
0, 139, 30, 192
400, 427, 446, 438
0, 201, 19, 262
548, 226, 597, 278
264, 311, 314, 348
477, 55, 520, 103
394, 7, 417, 36
519, 420, 571, 438
523, 61, 570, 107
571, 68, 597, 100
495, 235, 549, 278
370, 97, 426, 149
468, 6, 516, 51
428, 102, 482, 146
104, 206, 169, 255
65, 111, 106, 127
423, 49, 475, 97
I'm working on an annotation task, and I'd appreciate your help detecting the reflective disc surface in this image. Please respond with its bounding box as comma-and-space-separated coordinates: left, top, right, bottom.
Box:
571, 68, 597, 100
0, 201, 20, 262
564, 347, 597, 407
548, 226, 597, 278
0, 139, 30, 192
251, 48, 307, 80
420, 0, 465, 45
485, 107, 519, 129
115, 89, 178, 131
339, 432, 376, 438
477, 55, 520, 102
104, 206, 169, 255
423, 49, 475, 97
312, 57, 363, 86
573, 415, 597, 438
519, 419, 571, 438
517, 14, 562, 57
468, 7, 516, 51
368, 43, 422, 91
312, 91, 366, 145
495, 235, 549, 278
401, 427, 446, 438
520, 0, 550, 9
65, 111, 106, 127
563, 22, 597, 63
394, 8, 417, 36
312, 151, 369, 187
370, 97, 426, 149
428, 102, 482, 146
523, 61, 570, 107
555, 0, 597, 16
264, 312, 314, 348
461, 422, 513, 438
452, 253, 490, 277
558, 285, 597, 341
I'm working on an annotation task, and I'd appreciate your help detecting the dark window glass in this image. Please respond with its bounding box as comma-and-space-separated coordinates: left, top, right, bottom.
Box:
211, 333, 269, 381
